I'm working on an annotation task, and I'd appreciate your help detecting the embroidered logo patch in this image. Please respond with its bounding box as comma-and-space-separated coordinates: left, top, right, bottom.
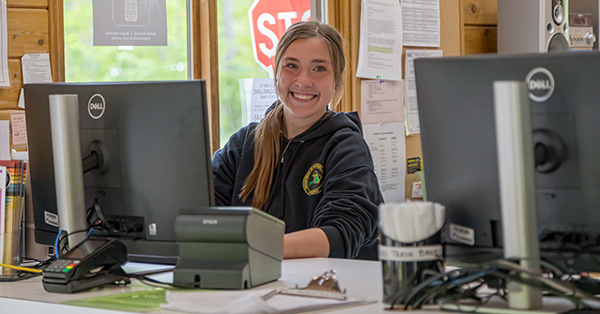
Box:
303, 163, 324, 195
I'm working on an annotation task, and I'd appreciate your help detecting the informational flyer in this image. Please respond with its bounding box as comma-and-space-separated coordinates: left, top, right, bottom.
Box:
404, 49, 442, 134
239, 78, 278, 124
360, 80, 404, 125
21, 54, 53, 84
363, 122, 406, 203
356, 0, 403, 81
93, 0, 168, 46
402, 0, 440, 47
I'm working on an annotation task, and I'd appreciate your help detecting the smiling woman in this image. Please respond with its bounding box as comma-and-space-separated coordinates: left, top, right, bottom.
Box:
212, 21, 383, 261
276, 37, 336, 138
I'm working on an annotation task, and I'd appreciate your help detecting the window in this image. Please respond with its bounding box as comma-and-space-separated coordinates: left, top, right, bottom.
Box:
217, 0, 269, 146
63, 0, 189, 82
216, 0, 314, 147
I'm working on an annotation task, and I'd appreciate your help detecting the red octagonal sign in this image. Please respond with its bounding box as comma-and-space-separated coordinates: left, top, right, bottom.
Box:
249, 0, 311, 77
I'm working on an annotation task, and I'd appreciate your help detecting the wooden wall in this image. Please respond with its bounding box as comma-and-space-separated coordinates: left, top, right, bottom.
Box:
0, 0, 62, 108
461, 0, 498, 55
329, 0, 498, 201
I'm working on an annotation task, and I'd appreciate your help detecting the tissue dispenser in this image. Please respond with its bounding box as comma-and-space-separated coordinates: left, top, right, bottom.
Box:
173, 207, 285, 289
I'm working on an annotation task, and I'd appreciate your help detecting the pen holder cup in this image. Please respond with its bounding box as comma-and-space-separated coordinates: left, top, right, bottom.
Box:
378, 202, 445, 306
1, 226, 21, 277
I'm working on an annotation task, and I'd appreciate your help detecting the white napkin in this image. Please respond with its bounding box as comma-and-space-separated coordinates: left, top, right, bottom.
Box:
379, 201, 445, 243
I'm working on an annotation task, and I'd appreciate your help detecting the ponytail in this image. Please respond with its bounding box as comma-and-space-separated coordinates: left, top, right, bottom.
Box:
239, 101, 284, 209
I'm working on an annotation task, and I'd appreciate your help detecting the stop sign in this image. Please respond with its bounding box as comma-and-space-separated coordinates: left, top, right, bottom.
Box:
249, 0, 311, 77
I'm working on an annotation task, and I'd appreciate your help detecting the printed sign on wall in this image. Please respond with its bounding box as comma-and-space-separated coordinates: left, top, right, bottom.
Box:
93, 0, 168, 46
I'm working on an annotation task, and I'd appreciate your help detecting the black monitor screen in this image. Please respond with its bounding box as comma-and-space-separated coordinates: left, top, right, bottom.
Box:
24, 80, 214, 264
415, 52, 600, 270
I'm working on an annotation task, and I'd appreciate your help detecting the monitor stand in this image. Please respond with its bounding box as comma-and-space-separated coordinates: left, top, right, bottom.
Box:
493, 81, 542, 310
49, 94, 88, 251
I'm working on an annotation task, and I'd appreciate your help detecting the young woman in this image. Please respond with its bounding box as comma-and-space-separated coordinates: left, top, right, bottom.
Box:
212, 21, 383, 260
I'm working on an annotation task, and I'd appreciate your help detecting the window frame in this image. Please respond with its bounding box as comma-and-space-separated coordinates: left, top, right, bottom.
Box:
49, 0, 357, 153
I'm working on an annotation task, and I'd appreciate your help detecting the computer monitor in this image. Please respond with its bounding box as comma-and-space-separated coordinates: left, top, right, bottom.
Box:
24, 80, 214, 264
415, 52, 600, 271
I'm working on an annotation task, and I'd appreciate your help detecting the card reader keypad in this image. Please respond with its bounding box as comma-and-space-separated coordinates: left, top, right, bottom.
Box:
46, 259, 80, 273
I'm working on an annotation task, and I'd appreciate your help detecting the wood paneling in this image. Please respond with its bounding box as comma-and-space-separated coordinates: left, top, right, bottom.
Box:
461, 0, 498, 25
7, 0, 47, 9
7, 8, 49, 57
0, 60, 24, 108
460, 0, 498, 55
463, 26, 498, 55
48, 0, 64, 82
193, 0, 220, 153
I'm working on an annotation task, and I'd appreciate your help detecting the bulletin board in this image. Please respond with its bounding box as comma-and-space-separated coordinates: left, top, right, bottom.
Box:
329, 0, 462, 201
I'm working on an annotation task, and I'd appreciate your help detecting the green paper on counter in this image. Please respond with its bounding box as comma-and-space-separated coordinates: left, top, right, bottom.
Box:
61, 289, 167, 313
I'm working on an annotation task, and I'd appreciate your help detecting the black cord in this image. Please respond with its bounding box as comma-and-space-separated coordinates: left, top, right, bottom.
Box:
0, 273, 42, 282
56, 229, 91, 257
391, 259, 600, 311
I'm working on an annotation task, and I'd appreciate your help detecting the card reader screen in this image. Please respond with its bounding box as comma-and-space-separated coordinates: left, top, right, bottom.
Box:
63, 239, 109, 260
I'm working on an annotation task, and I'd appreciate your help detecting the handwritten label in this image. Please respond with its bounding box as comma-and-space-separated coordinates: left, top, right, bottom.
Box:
10, 111, 27, 146
379, 244, 443, 262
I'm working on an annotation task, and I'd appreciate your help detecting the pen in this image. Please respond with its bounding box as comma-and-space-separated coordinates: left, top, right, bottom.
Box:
261, 289, 279, 301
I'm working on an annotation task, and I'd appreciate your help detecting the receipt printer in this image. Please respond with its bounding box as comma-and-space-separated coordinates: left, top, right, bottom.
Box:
173, 207, 285, 289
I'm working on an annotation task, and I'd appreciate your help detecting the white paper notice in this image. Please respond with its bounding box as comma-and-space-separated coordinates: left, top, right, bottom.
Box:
360, 80, 404, 125
404, 49, 442, 134
0, 1, 9, 87
239, 78, 278, 125
402, 0, 440, 47
363, 122, 406, 203
356, 0, 403, 81
21, 54, 53, 84
0, 121, 10, 160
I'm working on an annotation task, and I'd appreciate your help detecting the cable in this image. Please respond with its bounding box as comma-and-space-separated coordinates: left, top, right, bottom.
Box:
0, 263, 42, 273
389, 258, 600, 311
54, 229, 91, 258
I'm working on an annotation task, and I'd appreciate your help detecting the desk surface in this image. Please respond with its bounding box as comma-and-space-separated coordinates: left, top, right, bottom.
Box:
0, 258, 392, 314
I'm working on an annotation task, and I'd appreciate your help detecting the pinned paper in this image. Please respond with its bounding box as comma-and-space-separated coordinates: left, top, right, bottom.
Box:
404, 49, 443, 134
356, 0, 403, 80
18, 88, 24, 109
363, 123, 406, 203
21, 54, 53, 84
10, 111, 27, 146
360, 80, 404, 125
402, 0, 440, 47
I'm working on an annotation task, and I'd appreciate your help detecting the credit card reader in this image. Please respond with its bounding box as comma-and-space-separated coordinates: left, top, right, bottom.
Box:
42, 238, 130, 293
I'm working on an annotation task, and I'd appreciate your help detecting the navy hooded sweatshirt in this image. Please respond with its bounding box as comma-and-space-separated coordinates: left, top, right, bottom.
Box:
212, 110, 383, 260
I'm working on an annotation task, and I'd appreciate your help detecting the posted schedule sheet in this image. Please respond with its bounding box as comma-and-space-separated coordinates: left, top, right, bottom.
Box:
402, 0, 440, 47
363, 123, 406, 203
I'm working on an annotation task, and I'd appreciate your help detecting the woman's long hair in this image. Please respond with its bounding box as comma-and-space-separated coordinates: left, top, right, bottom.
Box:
239, 21, 346, 210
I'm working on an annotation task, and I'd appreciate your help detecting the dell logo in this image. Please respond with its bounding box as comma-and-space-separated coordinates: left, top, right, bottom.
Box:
88, 94, 106, 119
203, 219, 218, 225
525, 67, 555, 102
89, 102, 104, 110
528, 79, 551, 90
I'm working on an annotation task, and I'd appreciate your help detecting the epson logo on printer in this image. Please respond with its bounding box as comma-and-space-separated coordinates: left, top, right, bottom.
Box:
88, 93, 106, 119
203, 219, 218, 225
525, 67, 555, 102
